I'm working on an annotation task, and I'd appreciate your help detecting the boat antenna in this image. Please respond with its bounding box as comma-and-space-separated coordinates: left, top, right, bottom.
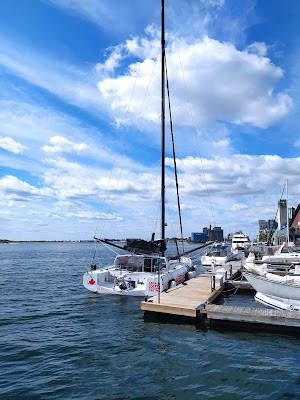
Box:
161, 0, 165, 256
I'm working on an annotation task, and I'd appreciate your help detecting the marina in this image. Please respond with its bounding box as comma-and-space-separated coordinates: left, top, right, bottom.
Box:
141, 261, 300, 333
2, 0, 300, 398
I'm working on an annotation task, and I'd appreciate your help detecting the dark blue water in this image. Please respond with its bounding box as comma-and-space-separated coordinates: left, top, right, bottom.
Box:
1, 242, 300, 399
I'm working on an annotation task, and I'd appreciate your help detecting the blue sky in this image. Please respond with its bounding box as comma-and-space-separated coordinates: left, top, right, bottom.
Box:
1, 0, 300, 241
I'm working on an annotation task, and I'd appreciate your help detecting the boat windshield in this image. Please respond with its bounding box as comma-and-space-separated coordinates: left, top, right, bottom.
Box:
207, 246, 228, 257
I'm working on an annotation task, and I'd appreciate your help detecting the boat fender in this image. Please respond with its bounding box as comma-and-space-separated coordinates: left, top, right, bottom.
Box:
188, 271, 196, 279
169, 280, 176, 289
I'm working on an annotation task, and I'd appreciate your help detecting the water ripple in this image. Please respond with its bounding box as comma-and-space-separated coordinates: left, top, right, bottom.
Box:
1, 242, 300, 399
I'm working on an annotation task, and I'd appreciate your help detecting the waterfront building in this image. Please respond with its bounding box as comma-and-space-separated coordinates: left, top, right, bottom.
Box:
203, 226, 224, 242
191, 232, 208, 242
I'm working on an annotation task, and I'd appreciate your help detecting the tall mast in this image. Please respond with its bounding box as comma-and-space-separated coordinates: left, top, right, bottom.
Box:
161, 0, 165, 252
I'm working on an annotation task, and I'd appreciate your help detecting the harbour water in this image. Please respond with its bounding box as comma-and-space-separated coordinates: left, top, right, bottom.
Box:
1, 242, 300, 399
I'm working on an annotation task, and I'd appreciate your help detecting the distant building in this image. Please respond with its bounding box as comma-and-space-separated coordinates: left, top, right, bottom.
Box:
191, 232, 208, 242
259, 220, 267, 232
277, 199, 287, 229
267, 220, 276, 230
202, 225, 224, 242
289, 204, 300, 243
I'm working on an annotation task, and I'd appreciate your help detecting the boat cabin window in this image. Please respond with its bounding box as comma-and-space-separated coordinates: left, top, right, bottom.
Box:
143, 258, 165, 272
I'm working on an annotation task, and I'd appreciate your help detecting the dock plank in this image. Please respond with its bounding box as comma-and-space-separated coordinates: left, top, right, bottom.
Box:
140, 266, 300, 331
141, 274, 223, 317
204, 304, 300, 327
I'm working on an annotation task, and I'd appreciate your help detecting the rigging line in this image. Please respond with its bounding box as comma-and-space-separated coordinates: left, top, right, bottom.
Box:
136, 50, 160, 126
95, 64, 143, 239
99, 240, 122, 255
151, 163, 161, 237
165, 199, 184, 256
98, 52, 160, 240
165, 54, 185, 253
176, 50, 215, 226
166, 5, 215, 226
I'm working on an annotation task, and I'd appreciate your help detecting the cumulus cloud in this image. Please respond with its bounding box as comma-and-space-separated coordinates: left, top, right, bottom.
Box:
41, 136, 89, 154
0, 136, 28, 154
167, 154, 300, 200
97, 33, 293, 129
0, 175, 54, 201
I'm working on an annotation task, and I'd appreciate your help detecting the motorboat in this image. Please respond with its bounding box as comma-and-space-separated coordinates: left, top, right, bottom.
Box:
201, 243, 236, 272
231, 232, 250, 251
261, 243, 300, 263
243, 252, 281, 276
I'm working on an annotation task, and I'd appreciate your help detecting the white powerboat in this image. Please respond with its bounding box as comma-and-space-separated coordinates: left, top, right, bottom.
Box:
201, 243, 236, 269
243, 252, 280, 276
261, 243, 300, 263
231, 232, 250, 251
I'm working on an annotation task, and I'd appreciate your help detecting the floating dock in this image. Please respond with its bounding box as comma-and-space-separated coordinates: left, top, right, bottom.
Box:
141, 268, 300, 333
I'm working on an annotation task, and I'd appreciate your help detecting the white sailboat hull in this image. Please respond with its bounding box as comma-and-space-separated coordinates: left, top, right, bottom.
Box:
255, 292, 300, 311
83, 259, 193, 297
244, 272, 300, 302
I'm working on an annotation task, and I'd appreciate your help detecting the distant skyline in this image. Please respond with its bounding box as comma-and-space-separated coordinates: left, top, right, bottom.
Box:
1, 0, 300, 241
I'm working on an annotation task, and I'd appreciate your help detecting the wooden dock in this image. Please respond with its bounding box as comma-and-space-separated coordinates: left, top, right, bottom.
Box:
141, 269, 300, 332
204, 304, 300, 328
141, 274, 222, 318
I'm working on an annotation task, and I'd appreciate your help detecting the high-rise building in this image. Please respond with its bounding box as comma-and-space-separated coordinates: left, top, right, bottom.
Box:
277, 199, 287, 229
258, 220, 267, 232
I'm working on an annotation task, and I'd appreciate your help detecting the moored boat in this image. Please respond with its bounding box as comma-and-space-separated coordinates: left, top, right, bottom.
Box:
231, 231, 250, 251
83, 253, 194, 296
243, 269, 300, 310
82, 0, 201, 297
201, 243, 236, 270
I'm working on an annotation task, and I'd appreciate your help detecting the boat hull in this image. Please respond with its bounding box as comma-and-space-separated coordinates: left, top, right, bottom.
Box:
83, 263, 190, 297
255, 292, 300, 311
243, 272, 300, 302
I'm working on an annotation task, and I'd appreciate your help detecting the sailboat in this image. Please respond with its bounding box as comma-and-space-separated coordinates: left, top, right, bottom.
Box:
83, 0, 201, 297
243, 270, 300, 311
243, 179, 300, 310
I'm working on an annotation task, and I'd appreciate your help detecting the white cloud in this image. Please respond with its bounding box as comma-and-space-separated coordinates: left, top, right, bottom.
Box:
246, 42, 268, 57
0, 175, 54, 201
41, 136, 89, 154
0, 38, 104, 115
0, 136, 28, 154
200, 0, 224, 8
97, 34, 293, 129
231, 203, 249, 211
